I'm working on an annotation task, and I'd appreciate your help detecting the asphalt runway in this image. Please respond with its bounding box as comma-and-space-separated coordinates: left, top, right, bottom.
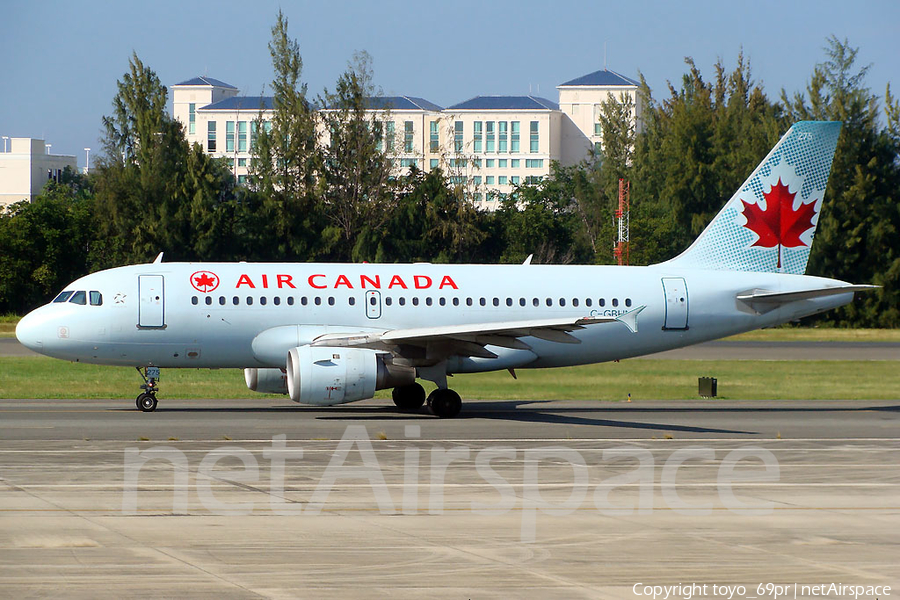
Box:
1, 398, 898, 598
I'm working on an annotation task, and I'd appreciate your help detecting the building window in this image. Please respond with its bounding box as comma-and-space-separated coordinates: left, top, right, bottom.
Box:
486, 121, 495, 153
226, 121, 235, 152
485, 159, 494, 168
499, 176, 508, 185
454, 121, 463, 153
238, 122, 248, 152
400, 158, 418, 168
430, 159, 439, 169
404, 121, 414, 153
594, 122, 602, 136
207, 121, 217, 152
238, 158, 247, 167
511, 159, 520, 168
486, 176, 495, 184
530, 121, 539, 153
526, 159, 544, 168
250, 122, 259, 151
511, 121, 520, 153
511, 175, 520, 185
473, 121, 482, 153
498, 159, 507, 168
188, 103, 196, 135
429, 121, 439, 153
473, 176, 481, 185
385, 121, 395, 152
498, 121, 508, 153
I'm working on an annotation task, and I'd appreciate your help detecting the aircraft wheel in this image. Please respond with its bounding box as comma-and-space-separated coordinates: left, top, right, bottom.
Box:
135, 394, 144, 410
427, 389, 462, 418
392, 382, 426, 410
138, 393, 158, 412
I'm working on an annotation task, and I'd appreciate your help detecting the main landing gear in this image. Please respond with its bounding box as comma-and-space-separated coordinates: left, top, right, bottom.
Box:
391, 382, 462, 418
135, 366, 160, 412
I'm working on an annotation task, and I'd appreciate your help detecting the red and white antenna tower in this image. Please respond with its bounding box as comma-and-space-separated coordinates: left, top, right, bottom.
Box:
614, 178, 630, 265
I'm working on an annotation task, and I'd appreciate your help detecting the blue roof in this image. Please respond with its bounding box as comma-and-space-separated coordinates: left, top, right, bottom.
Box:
202, 96, 275, 111
323, 96, 443, 111
174, 76, 237, 89
559, 69, 639, 87
447, 96, 559, 111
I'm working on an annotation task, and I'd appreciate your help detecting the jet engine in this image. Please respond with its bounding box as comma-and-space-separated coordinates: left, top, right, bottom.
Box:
244, 368, 288, 394
285, 346, 415, 406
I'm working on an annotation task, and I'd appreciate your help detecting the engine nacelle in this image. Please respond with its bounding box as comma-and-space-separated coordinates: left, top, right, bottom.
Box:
285, 346, 415, 406
244, 368, 288, 394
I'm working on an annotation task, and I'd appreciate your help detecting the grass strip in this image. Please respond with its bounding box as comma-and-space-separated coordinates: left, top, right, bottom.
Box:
1, 356, 897, 401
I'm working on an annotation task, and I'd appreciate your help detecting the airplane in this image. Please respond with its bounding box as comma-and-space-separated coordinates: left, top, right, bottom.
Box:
16, 121, 877, 417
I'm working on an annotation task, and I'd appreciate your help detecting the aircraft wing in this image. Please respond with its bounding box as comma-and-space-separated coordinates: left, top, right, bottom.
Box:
309, 306, 646, 359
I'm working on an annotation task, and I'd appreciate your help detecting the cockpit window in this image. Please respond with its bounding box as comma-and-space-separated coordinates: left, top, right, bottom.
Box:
53, 291, 74, 303
69, 291, 87, 305
89, 291, 102, 306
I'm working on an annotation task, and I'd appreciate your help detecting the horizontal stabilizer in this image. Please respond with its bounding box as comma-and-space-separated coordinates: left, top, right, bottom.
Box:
736, 285, 879, 314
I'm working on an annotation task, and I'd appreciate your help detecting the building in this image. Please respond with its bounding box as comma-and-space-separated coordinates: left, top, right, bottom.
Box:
170, 68, 641, 210
0, 138, 77, 208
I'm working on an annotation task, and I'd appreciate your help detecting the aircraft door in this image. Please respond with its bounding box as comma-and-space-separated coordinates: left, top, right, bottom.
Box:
138, 275, 166, 328
661, 277, 688, 330
365, 290, 382, 319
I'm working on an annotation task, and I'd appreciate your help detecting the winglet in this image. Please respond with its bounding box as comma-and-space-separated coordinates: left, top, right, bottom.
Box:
153, 252, 164, 264
616, 305, 646, 334
522, 254, 534, 265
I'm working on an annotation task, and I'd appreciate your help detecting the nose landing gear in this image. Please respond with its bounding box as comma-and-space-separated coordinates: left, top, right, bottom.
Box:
135, 366, 160, 412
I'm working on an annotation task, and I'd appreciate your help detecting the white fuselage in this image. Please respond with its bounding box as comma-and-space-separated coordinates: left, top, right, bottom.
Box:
16, 262, 853, 372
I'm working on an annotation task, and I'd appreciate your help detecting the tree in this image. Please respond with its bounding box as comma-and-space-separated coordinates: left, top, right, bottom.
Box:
319, 51, 396, 261
783, 37, 900, 326
249, 10, 323, 261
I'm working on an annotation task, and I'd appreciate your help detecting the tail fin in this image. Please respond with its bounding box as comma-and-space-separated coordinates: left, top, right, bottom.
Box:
663, 121, 842, 274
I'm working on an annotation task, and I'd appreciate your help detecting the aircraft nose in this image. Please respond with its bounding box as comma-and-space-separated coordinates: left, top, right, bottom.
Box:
15, 310, 44, 352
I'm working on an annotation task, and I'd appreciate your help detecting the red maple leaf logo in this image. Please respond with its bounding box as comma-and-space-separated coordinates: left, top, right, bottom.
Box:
190, 271, 219, 293
741, 178, 817, 268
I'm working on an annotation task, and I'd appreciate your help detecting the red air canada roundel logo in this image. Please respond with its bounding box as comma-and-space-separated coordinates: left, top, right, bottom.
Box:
190, 270, 220, 293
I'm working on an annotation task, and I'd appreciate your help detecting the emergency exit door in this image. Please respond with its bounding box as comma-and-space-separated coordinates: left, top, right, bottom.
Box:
138, 275, 165, 328
365, 290, 382, 319
661, 277, 688, 330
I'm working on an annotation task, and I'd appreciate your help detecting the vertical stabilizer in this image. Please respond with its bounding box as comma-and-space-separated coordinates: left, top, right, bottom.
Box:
663, 121, 841, 274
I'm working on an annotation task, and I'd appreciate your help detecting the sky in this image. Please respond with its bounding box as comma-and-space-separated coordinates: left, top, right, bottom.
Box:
1, 0, 897, 169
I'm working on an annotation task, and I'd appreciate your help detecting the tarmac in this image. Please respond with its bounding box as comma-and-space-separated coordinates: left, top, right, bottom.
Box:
1, 397, 898, 599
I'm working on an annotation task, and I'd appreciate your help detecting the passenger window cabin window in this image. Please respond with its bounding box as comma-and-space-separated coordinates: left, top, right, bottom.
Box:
192, 296, 199, 305
260, 297, 267, 306
612, 298, 619, 307
439, 298, 446, 306
274, 297, 281, 306
586, 298, 592, 307
328, 297, 335, 306
452, 298, 459, 306
533, 298, 539, 307
247, 297, 253, 305
426, 298, 433, 306
412, 298, 419, 306
559, 298, 566, 307
399, 297, 406, 306
385, 297, 392, 306
572, 298, 579, 307
315, 297, 321, 306
218, 296, 225, 306
625, 298, 632, 307
506, 298, 513, 307
89, 291, 103, 306
492, 298, 499, 307
205, 296, 212, 306
546, 298, 552, 306
466, 298, 473, 306
479, 298, 486, 306
349, 297, 355, 306
301, 297, 308, 306
69, 291, 87, 305
599, 299, 605, 307
53, 291, 74, 303
233, 296, 239, 306
287, 297, 295, 306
